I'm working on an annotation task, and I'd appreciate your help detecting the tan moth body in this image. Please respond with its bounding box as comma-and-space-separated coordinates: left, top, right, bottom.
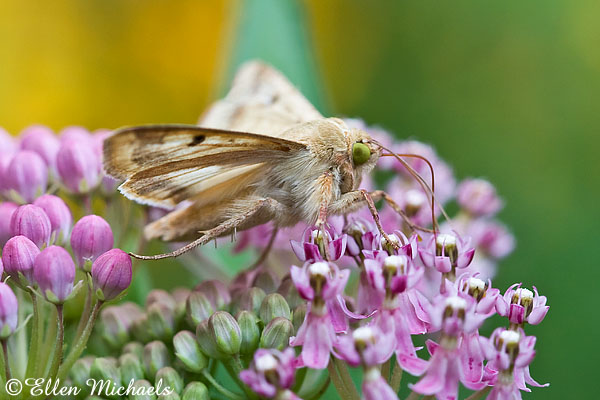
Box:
103, 61, 395, 259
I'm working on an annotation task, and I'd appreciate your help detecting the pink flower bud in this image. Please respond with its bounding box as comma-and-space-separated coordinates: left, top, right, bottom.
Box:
56, 139, 101, 193
92, 249, 132, 301
1, 235, 40, 285
33, 195, 73, 245
34, 246, 76, 304
59, 126, 93, 145
70, 215, 114, 270
0, 127, 18, 155
19, 125, 60, 172
5, 150, 48, 203
10, 204, 51, 248
457, 178, 503, 217
0, 202, 18, 247
0, 282, 18, 338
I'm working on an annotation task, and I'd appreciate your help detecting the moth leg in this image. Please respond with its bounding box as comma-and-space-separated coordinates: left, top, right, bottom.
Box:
358, 190, 399, 250
248, 227, 279, 269
130, 198, 282, 260
370, 190, 435, 234
315, 171, 335, 261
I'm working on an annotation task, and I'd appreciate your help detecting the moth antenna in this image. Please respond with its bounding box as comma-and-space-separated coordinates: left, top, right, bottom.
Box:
373, 140, 451, 232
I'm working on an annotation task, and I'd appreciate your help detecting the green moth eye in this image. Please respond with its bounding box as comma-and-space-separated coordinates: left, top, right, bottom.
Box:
352, 142, 371, 165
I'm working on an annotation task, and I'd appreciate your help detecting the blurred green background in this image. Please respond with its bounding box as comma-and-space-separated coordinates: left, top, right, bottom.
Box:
1, 0, 597, 398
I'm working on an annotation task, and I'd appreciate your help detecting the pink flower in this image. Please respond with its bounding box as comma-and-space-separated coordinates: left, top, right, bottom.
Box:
466, 220, 515, 260
290, 227, 347, 262
91, 249, 132, 301
10, 204, 51, 248
1, 235, 39, 286
33, 245, 76, 304
239, 348, 300, 399
70, 215, 114, 271
0, 283, 18, 339
457, 179, 503, 217
419, 233, 475, 274
0, 202, 18, 247
5, 150, 48, 203
33, 194, 73, 245
344, 219, 380, 257
19, 125, 60, 174
481, 328, 548, 399
496, 285, 549, 327
56, 137, 102, 193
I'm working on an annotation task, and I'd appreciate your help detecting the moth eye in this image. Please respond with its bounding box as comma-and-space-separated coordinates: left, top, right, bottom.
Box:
352, 142, 371, 165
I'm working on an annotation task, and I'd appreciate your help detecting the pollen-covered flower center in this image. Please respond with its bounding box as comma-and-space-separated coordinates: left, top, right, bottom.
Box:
512, 288, 534, 313
465, 277, 487, 300
436, 233, 458, 262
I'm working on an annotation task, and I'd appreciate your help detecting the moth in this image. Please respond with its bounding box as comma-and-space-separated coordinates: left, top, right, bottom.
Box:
103, 61, 436, 260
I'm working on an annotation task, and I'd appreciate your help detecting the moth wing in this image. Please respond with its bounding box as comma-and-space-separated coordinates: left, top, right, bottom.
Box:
200, 60, 323, 136
103, 125, 307, 208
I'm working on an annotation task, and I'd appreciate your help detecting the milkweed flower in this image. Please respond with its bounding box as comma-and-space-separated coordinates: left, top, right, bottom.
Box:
10, 204, 51, 248
457, 178, 503, 217
290, 227, 347, 262
56, 136, 102, 193
19, 125, 60, 174
0, 282, 18, 339
91, 248, 132, 301
1, 235, 40, 285
33, 194, 72, 245
33, 245, 77, 304
496, 285, 549, 327
240, 348, 300, 399
0, 202, 18, 247
419, 232, 475, 277
481, 328, 548, 399
5, 150, 48, 203
70, 215, 114, 271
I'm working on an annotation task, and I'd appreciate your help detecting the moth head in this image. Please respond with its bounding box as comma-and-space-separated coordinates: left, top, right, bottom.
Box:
348, 129, 381, 172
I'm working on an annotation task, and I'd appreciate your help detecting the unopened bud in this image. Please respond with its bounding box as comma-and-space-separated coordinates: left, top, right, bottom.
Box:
91, 248, 132, 301
90, 357, 121, 388
237, 311, 260, 356
292, 303, 307, 334
33, 194, 72, 245
173, 330, 208, 373
70, 356, 94, 388
231, 287, 266, 315
123, 342, 144, 359
147, 302, 175, 341
186, 291, 213, 327
129, 380, 157, 400
194, 280, 230, 310
277, 276, 302, 310
10, 204, 51, 248
259, 293, 291, 324
195, 320, 221, 359
119, 353, 145, 384
2, 235, 39, 286
182, 382, 209, 400
70, 215, 114, 271
143, 341, 171, 379
260, 317, 293, 350
252, 269, 280, 294
156, 367, 183, 395
209, 311, 241, 356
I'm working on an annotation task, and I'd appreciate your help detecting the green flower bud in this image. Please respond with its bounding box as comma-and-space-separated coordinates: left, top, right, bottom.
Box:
123, 342, 144, 359
237, 310, 260, 356
209, 311, 241, 356
143, 341, 171, 380
231, 287, 266, 315
252, 270, 280, 293
195, 320, 221, 359
155, 367, 183, 396
70, 356, 94, 388
119, 353, 145, 385
260, 317, 293, 350
173, 330, 208, 373
259, 293, 291, 324
278, 276, 303, 310
99, 303, 142, 350
292, 303, 307, 334
181, 382, 209, 400
146, 289, 176, 310
129, 380, 157, 400
186, 291, 214, 327
131, 315, 154, 343
147, 302, 175, 342
172, 287, 191, 324
90, 357, 121, 397
158, 393, 180, 400
194, 280, 230, 310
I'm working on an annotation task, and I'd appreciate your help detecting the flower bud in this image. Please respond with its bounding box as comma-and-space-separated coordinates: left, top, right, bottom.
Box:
457, 178, 502, 217
71, 215, 114, 270
123, 342, 144, 359
237, 310, 260, 357
185, 291, 213, 327
33, 195, 72, 245
0, 127, 17, 155
100, 303, 143, 349
129, 380, 157, 400
146, 289, 176, 310
259, 293, 291, 324
2, 235, 39, 285
209, 311, 241, 356
147, 302, 175, 341
90, 357, 121, 388
59, 126, 93, 144
10, 204, 51, 248
92, 248, 132, 301
5, 150, 48, 203
172, 287, 191, 324
70, 356, 94, 388
0, 283, 18, 338
0, 202, 18, 247
173, 330, 208, 373
231, 287, 265, 315
19, 125, 60, 173
292, 303, 307, 334
33, 245, 76, 304
158, 393, 180, 400
194, 280, 230, 310
252, 269, 280, 294
56, 139, 101, 193
195, 320, 221, 359
259, 317, 293, 350
131, 315, 153, 343
277, 276, 302, 309
156, 367, 183, 395
143, 341, 171, 379
119, 353, 145, 385
182, 382, 209, 400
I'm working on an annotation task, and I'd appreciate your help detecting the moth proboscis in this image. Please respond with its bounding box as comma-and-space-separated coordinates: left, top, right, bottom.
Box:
103, 61, 441, 261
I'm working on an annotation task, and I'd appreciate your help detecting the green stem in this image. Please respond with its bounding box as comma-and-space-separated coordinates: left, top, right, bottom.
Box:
1, 340, 11, 381
39, 306, 58, 376
381, 359, 391, 382
25, 291, 40, 378
405, 391, 422, 400
15, 289, 27, 378
327, 359, 348, 400
222, 356, 258, 400
390, 362, 403, 393
333, 357, 360, 400
74, 279, 92, 343
46, 306, 64, 382
201, 370, 244, 400
57, 300, 102, 380
465, 386, 491, 400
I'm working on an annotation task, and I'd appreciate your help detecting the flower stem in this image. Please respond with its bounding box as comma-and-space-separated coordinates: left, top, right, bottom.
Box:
465, 386, 491, 400
57, 300, 102, 380
381, 359, 391, 382
405, 391, 422, 400
74, 278, 92, 342
1, 340, 11, 381
46, 305, 64, 382
333, 357, 360, 400
24, 291, 40, 378
327, 359, 349, 400
390, 362, 403, 393
222, 356, 258, 400
201, 369, 243, 400
39, 306, 57, 375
